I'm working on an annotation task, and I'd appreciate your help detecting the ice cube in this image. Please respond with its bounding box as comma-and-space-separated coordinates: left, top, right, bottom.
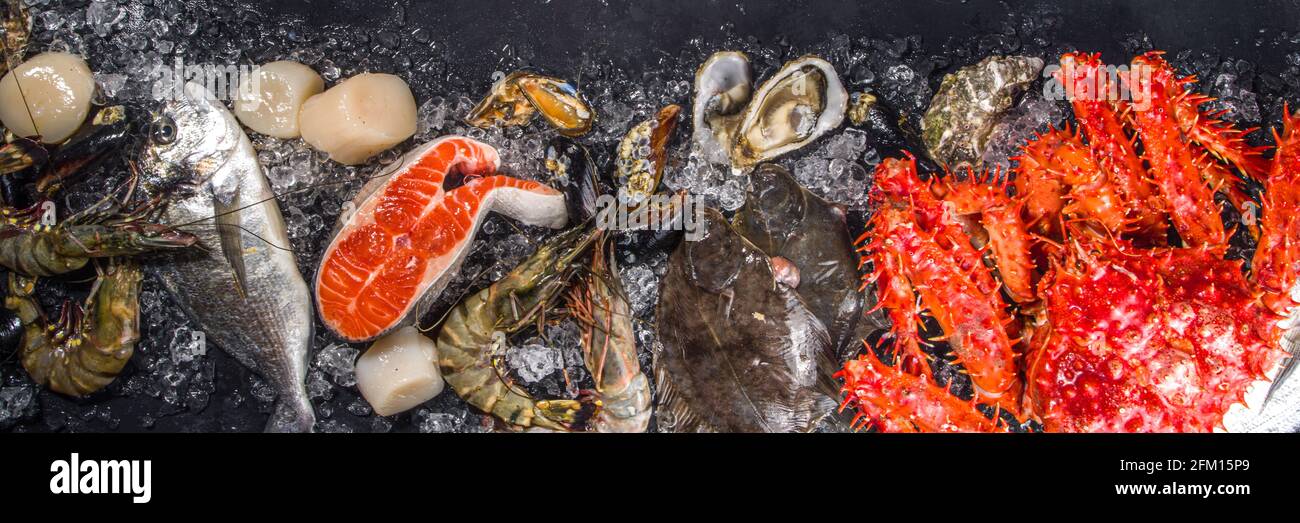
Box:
505, 343, 562, 384
315, 343, 359, 387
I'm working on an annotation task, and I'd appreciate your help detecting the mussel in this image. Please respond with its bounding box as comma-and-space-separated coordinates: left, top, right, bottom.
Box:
545, 130, 684, 256
544, 136, 606, 223
654, 208, 838, 432
847, 91, 877, 126
615, 104, 680, 207
693, 53, 847, 169
466, 72, 594, 136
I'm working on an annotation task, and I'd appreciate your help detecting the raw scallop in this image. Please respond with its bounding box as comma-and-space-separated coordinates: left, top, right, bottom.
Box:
234, 60, 324, 138
0, 52, 96, 144
299, 72, 417, 165
356, 326, 444, 416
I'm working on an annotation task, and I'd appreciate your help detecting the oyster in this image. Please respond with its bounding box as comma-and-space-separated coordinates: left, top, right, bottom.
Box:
654, 208, 838, 432
693, 53, 847, 169
733, 164, 863, 355
615, 104, 680, 206
732, 56, 847, 167
466, 72, 594, 136
921, 55, 1044, 170
692, 51, 752, 154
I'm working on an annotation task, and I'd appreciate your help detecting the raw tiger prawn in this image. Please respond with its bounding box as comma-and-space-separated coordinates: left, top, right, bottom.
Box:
5, 261, 143, 397
563, 231, 652, 433
0, 194, 197, 277
435, 226, 600, 430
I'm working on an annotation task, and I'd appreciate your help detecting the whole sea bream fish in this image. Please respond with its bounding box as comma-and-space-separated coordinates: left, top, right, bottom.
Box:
137, 82, 315, 432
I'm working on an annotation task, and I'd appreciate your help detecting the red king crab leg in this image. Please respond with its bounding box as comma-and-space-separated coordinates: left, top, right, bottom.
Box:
933, 168, 1038, 303
1126, 52, 1228, 248
1056, 52, 1167, 240
1252, 107, 1300, 315
837, 349, 1007, 433
860, 156, 1020, 414
1014, 127, 1131, 236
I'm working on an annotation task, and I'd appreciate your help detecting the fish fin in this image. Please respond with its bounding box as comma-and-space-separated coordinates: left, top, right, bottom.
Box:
650, 352, 711, 433
213, 196, 248, 298
266, 393, 316, 433
814, 339, 846, 403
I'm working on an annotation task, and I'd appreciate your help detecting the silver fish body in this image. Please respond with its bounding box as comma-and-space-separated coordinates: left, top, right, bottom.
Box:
138, 82, 315, 432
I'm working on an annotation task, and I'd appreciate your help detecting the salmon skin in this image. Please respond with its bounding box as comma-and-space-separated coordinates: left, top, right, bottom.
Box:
316, 136, 568, 342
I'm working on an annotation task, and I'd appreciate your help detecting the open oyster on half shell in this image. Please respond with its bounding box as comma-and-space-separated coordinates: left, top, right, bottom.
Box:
693, 52, 847, 170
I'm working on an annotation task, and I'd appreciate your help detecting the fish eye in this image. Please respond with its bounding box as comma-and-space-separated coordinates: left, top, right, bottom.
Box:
150, 115, 177, 145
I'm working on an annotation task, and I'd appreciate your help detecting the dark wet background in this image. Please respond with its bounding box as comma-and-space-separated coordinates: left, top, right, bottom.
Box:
3, 0, 1300, 432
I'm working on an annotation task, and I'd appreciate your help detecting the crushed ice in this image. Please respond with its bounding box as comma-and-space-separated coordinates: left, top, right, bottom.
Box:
7, 1, 1296, 433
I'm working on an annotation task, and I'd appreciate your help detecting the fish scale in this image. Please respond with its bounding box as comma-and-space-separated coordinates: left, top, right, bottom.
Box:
138, 82, 315, 432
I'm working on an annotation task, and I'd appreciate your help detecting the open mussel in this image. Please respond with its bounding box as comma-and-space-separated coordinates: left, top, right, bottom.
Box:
694, 53, 847, 169
847, 92, 877, 126
545, 118, 685, 256
466, 72, 534, 128
615, 104, 680, 207
466, 71, 594, 136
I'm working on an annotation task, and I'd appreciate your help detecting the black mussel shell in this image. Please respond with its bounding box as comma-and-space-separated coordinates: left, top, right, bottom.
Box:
545, 137, 606, 224
38, 106, 131, 195
858, 99, 940, 174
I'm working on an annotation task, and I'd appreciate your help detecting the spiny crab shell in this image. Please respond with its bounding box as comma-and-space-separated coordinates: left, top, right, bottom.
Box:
838, 50, 1300, 433
1029, 241, 1284, 432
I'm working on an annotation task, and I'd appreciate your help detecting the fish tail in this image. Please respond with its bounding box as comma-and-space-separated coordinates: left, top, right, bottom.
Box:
265, 391, 316, 433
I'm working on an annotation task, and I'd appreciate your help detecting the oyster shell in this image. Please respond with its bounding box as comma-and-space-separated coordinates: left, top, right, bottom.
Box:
465, 72, 594, 136
691, 51, 752, 155
731, 56, 847, 168
693, 53, 847, 169
921, 55, 1044, 170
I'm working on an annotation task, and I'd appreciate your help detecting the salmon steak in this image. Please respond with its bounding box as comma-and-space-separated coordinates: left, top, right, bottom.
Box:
315, 136, 568, 342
